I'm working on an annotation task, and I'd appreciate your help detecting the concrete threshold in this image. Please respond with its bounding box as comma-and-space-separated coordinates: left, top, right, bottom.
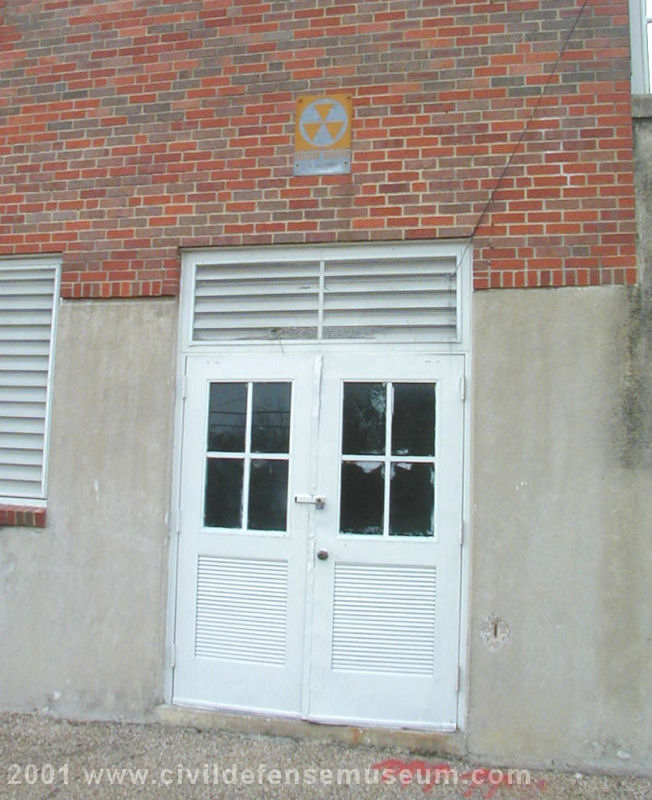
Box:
154, 704, 466, 756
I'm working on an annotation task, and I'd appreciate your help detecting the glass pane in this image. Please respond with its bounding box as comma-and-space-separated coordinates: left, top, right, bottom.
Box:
390, 462, 434, 537
248, 459, 289, 531
340, 461, 384, 535
251, 382, 291, 454
392, 383, 436, 456
204, 458, 243, 528
342, 383, 386, 455
207, 383, 247, 452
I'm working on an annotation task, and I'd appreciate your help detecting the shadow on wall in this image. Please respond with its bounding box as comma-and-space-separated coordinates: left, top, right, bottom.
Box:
626, 109, 652, 472
620, 284, 652, 470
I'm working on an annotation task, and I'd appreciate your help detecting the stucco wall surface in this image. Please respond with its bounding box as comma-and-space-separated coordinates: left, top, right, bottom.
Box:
468, 286, 652, 774
1, 286, 651, 777
0, 298, 177, 719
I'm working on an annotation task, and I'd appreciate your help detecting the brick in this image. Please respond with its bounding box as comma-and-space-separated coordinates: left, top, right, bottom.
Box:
0, 0, 637, 293
0, 503, 47, 528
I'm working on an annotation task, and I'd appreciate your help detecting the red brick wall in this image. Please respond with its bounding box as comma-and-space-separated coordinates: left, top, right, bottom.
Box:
0, 0, 637, 296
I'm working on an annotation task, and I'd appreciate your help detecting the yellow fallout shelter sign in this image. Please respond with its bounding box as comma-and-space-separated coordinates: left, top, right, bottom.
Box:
294, 94, 352, 176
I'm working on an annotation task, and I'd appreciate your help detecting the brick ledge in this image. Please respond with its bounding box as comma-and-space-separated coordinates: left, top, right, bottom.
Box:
0, 504, 46, 528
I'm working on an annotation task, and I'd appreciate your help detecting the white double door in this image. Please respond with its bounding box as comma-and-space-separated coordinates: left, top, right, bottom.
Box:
173, 350, 465, 729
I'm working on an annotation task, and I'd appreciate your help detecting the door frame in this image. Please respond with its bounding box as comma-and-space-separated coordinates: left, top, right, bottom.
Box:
164, 241, 473, 733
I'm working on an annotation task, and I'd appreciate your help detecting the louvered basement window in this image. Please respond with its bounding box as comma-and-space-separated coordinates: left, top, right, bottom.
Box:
192, 245, 462, 343
0, 259, 59, 502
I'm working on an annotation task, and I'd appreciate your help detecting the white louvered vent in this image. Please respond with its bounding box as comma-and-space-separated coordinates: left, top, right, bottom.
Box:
0, 260, 58, 499
192, 250, 459, 342
194, 261, 321, 341
331, 563, 437, 676
195, 555, 288, 665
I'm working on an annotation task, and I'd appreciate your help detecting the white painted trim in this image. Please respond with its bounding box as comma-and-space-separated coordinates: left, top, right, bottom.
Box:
184, 240, 468, 266
300, 354, 322, 719
171, 700, 456, 733
174, 697, 304, 719
306, 712, 457, 733
457, 351, 472, 732
0, 496, 46, 508
163, 351, 188, 704
631, 0, 650, 93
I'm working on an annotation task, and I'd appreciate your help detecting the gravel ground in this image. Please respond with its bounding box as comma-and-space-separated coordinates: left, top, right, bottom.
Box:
1, 713, 651, 800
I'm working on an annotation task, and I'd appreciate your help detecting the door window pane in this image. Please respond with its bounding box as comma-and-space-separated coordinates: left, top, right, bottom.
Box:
339, 378, 437, 538
207, 383, 247, 452
204, 380, 292, 533
204, 458, 243, 528
342, 383, 386, 455
340, 461, 384, 535
392, 383, 435, 456
389, 462, 434, 537
251, 382, 291, 454
248, 459, 289, 531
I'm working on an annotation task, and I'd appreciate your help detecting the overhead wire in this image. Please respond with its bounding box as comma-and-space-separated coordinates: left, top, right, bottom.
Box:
450, 0, 592, 278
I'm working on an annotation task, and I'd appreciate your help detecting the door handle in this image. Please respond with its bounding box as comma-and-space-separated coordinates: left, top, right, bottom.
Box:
316, 550, 329, 561
294, 494, 326, 510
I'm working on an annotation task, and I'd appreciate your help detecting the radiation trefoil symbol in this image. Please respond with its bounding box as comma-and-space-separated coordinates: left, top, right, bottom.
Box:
298, 97, 349, 149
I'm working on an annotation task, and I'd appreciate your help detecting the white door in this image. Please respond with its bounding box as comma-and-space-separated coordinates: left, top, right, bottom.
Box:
174, 350, 464, 729
308, 354, 464, 729
173, 353, 315, 714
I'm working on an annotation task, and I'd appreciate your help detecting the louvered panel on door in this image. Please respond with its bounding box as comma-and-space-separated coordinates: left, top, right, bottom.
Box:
0, 263, 58, 499
195, 555, 288, 665
190, 247, 460, 343
331, 563, 437, 676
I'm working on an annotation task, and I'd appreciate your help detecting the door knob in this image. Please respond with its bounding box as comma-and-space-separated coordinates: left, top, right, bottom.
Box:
317, 550, 329, 561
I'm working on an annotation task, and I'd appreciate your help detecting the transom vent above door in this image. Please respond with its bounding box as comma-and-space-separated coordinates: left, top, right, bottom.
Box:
191, 246, 462, 343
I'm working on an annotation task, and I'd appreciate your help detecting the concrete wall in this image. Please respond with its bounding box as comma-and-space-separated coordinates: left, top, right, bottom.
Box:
631, 101, 652, 471
633, 97, 652, 296
0, 299, 177, 719
468, 286, 652, 774
1, 287, 651, 775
